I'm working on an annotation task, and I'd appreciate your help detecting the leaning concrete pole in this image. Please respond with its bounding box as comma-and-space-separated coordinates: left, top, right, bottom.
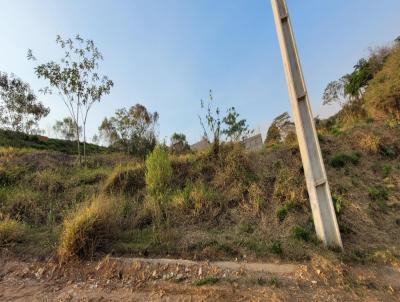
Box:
271, 0, 343, 249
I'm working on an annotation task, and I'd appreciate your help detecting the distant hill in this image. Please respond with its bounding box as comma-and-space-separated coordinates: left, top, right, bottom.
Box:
0, 129, 107, 155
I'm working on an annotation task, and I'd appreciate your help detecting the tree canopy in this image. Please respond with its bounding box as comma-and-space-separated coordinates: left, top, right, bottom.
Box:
99, 104, 159, 157
0, 71, 49, 134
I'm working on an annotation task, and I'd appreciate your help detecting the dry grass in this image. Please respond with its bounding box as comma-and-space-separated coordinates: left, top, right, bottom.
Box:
0, 218, 26, 246
58, 196, 122, 262
103, 164, 145, 196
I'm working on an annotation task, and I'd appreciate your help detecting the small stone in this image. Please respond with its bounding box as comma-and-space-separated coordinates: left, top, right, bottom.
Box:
311, 280, 317, 285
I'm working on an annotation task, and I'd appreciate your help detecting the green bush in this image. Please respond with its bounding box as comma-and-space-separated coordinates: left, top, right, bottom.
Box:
292, 226, 310, 242
368, 186, 389, 201
270, 241, 283, 255
332, 194, 344, 215
329, 152, 360, 168
276, 207, 288, 222
145, 145, 173, 197
276, 201, 299, 222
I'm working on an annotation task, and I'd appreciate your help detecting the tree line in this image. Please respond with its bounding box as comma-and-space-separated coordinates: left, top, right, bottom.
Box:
0, 34, 254, 162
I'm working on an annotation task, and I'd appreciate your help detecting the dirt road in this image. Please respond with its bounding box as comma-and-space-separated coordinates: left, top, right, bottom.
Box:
0, 256, 399, 301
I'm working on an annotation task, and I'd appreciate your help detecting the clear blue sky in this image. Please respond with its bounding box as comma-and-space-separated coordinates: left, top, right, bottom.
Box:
0, 1, 399, 144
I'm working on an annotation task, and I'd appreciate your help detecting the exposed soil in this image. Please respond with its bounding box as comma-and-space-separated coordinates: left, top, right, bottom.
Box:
0, 256, 399, 301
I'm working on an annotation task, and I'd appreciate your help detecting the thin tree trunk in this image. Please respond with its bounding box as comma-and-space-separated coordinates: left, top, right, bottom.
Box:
76, 100, 81, 165
83, 122, 86, 165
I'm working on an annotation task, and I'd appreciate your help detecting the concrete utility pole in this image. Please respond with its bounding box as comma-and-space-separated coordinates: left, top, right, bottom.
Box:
271, 0, 343, 249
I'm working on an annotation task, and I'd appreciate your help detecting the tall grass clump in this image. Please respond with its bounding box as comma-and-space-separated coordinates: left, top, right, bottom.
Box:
103, 164, 145, 196
145, 145, 173, 199
0, 218, 26, 246
58, 196, 121, 262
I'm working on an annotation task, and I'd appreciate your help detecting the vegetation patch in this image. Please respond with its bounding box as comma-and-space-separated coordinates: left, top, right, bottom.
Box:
194, 276, 220, 286
0, 218, 27, 246
58, 196, 121, 262
329, 152, 360, 168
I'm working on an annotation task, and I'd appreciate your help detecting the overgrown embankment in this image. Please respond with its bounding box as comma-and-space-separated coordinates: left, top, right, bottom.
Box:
0, 120, 399, 266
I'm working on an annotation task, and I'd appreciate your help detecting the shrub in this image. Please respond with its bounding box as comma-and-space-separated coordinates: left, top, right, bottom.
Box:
190, 181, 219, 216
276, 207, 288, 222
292, 226, 310, 242
276, 201, 300, 222
103, 164, 145, 196
0, 218, 26, 246
368, 186, 389, 201
58, 196, 121, 262
194, 277, 219, 286
380, 145, 397, 158
332, 194, 344, 215
381, 165, 392, 178
145, 145, 173, 197
270, 241, 283, 255
329, 152, 360, 168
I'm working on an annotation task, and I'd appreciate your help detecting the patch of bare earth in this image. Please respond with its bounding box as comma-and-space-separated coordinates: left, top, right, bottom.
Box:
0, 255, 399, 301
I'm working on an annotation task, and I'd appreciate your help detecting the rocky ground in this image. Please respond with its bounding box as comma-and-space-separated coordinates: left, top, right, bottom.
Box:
0, 256, 399, 301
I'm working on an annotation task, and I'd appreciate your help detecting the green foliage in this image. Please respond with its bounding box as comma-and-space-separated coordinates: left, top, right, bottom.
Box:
53, 117, 81, 140
170, 133, 190, 154
0, 218, 27, 246
292, 226, 310, 242
276, 207, 288, 222
380, 145, 397, 158
329, 152, 360, 168
194, 277, 219, 286
381, 164, 392, 178
270, 241, 283, 255
330, 126, 343, 136
332, 194, 344, 215
0, 71, 49, 134
99, 104, 158, 157
222, 107, 252, 141
0, 129, 106, 154
276, 201, 299, 222
29, 34, 113, 161
145, 145, 173, 198
368, 186, 389, 201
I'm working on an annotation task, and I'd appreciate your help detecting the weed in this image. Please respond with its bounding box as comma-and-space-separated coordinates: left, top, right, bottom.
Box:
270, 241, 283, 255
368, 186, 389, 201
58, 196, 121, 262
329, 152, 360, 168
276, 207, 288, 222
268, 277, 279, 287
276, 201, 300, 222
0, 218, 26, 246
381, 164, 392, 178
332, 194, 344, 215
194, 276, 219, 286
380, 145, 397, 158
330, 126, 342, 136
257, 277, 267, 286
145, 145, 173, 197
292, 226, 310, 242
103, 164, 145, 196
